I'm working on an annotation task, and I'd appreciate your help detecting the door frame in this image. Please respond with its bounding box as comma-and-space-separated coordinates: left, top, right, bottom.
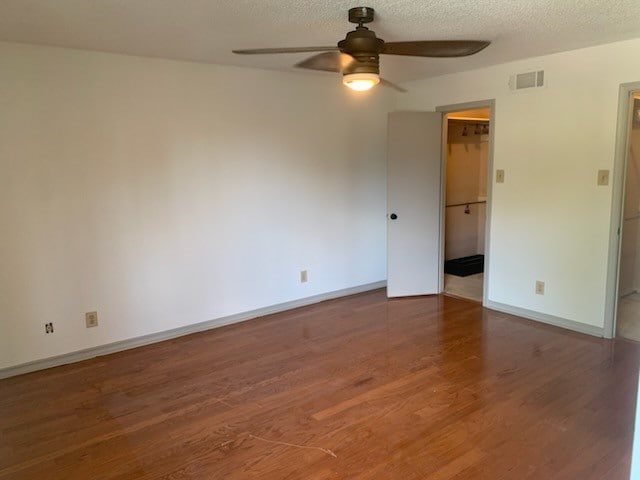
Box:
436, 99, 496, 306
604, 82, 640, 339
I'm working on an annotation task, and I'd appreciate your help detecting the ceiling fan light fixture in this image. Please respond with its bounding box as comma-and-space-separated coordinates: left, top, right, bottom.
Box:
342, 72, 380, 91
233, 7, 491, 95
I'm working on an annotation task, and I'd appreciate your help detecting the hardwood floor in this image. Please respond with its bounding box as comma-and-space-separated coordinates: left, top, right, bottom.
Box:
1, 290, 639, 479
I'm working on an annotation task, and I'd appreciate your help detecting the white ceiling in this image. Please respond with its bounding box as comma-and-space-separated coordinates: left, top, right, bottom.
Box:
1, 0, 639, 83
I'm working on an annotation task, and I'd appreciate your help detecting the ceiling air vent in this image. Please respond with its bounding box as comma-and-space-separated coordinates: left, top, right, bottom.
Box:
509, 70, 545, 91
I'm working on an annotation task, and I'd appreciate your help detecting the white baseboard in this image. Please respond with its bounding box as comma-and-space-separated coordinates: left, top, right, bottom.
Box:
0, 281, 387, 380
484, 300, 604, 338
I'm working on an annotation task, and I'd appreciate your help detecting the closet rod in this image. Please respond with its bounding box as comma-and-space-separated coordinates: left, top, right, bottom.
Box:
446, 200, 487, 208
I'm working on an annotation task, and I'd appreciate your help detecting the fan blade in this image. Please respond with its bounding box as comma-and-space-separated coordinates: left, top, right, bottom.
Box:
382, 40, 490, 58
295, 52, 356, 73
233, 46, 338, 55
380, 79, 407, 93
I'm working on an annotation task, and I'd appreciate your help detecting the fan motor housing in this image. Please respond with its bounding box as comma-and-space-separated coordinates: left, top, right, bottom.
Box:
338, 27, 384, 75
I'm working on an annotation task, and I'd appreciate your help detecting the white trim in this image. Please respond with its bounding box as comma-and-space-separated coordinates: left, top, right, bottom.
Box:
0, 281, 386, 380
486, 300, 604, 338
436, 99, 496, 307
605, 82, 640, 339
438, 112, 447, 294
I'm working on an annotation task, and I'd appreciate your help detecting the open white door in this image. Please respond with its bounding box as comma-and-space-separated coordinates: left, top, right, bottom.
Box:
387, 111, 443, 297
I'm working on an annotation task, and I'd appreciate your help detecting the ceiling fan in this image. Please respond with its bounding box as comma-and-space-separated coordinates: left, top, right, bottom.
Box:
233, 6, 490, 93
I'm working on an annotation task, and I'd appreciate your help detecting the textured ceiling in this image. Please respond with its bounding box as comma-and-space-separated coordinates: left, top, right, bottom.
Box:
1, 1, 640, 83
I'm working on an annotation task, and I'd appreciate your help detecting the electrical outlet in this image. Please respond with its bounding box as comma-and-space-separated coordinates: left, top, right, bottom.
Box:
300, 270, 308, 283
496, 169, 505, 183
535, 280, 545, 295
45, 322, 54, 334
597, 169, 609, 186
85, 311, 98, 328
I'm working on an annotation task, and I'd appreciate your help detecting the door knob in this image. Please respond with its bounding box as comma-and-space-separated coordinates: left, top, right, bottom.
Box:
390, 213, 398, 220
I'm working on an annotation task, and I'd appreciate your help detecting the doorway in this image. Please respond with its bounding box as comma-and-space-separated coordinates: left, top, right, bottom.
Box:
385, 102, 494, 300
442, 108, 490, 302
615, 91, 640, 341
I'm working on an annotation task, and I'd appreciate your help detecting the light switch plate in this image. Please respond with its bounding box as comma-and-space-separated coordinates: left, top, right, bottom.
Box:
597, 170, 609, 186
496, 169, 505, 183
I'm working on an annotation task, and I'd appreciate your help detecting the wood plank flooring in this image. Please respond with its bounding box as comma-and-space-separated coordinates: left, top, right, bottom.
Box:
1, 290, 639, 479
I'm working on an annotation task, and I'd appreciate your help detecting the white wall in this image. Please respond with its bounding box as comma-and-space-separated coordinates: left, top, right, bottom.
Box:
0, 42, 393, 370
396, 38, 640, 329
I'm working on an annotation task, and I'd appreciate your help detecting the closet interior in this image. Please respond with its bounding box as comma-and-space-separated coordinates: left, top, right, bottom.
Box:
443, 109, 490, 302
